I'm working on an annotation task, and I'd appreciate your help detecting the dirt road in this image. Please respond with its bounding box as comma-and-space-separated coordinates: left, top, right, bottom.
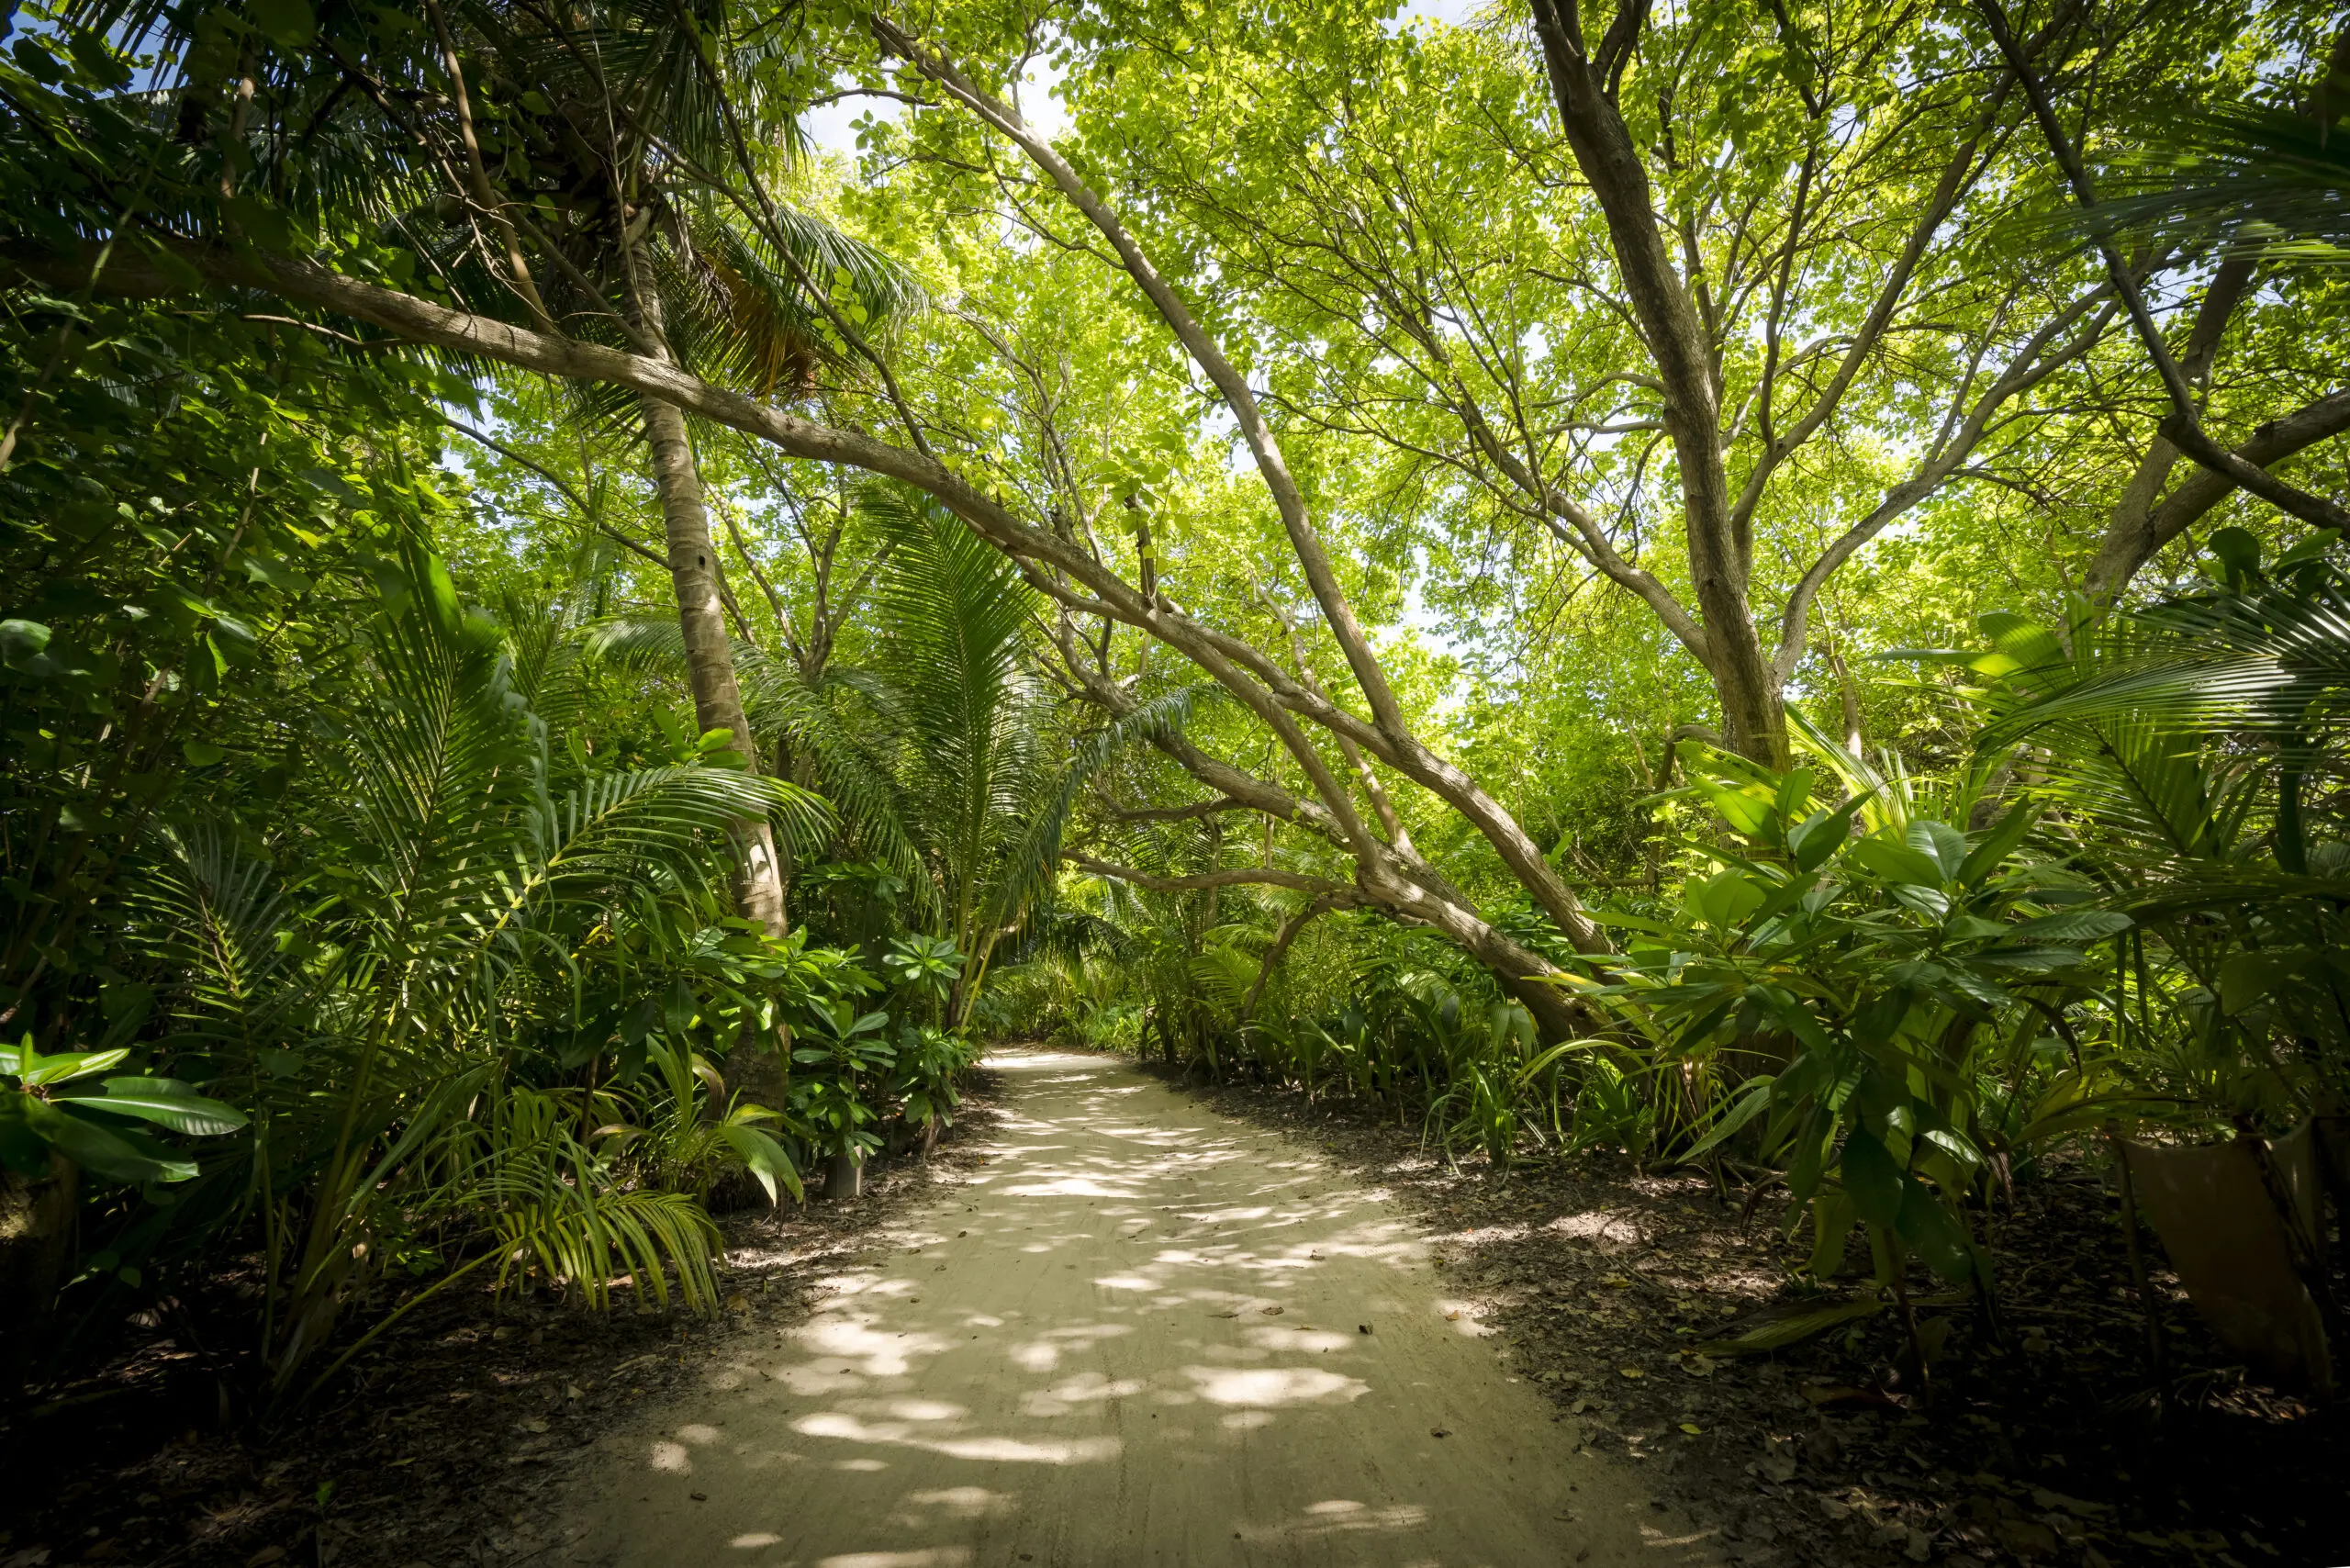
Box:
560, 1048, 1721, 1567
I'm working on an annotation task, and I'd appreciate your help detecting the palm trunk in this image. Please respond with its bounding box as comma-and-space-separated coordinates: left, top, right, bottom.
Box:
618, 247, 790, 1121
637, 391, 787, 934
639, 392, 793, 1123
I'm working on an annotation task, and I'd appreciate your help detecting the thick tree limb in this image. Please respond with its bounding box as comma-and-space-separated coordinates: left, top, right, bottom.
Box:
1065, 856, 1348, 896
2087, 388, 2350, 594
1526, 0, 1781, 760
5, 234, 1613, 1006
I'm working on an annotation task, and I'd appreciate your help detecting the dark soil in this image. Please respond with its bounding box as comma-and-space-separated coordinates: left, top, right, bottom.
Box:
1162, 1063, 2350, 1568
0, 1075, 1005, 1568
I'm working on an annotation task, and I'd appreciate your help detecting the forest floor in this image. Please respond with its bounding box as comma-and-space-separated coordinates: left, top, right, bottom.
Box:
1, 1047, 2344, 1568
1169, 1059, 2350, 1568
0, 1077, 1014, 1568
542, 1046, 1709, 1566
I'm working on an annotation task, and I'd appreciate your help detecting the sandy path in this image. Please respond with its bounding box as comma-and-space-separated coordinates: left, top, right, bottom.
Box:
560, 1049, 1721, 1568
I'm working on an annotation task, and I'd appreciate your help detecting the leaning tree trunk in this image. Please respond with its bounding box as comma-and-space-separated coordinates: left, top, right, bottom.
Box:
619, 243, 794, 1130
639, 390, 789, 935
640, 389, 797, 1127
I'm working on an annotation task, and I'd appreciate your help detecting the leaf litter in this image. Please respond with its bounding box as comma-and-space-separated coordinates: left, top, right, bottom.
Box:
1176, 1063, 2348, 1568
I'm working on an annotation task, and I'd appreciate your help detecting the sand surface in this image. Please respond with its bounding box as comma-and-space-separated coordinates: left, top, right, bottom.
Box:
560, 1048, 1722, 1567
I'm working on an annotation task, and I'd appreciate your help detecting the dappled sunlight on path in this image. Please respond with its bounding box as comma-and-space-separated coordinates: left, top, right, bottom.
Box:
561, 1050, 1720, 1567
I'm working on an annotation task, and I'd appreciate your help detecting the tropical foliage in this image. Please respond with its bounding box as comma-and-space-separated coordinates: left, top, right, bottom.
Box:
3, 0, 2347, 1407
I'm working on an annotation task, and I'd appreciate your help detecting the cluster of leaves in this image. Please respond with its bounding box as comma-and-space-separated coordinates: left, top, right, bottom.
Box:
1598, 742, 2127, 1294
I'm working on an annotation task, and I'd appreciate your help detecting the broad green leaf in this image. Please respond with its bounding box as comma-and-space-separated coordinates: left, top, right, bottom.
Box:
2, 1043, 130, 1087
54, 1077, 248, 1136
2007, 910, 2132, 944
1895, 1181, 1976, 1285
1788, 794, 1868, 872
1838, 1129, 1905, 1229
1957, 801, 2034, 887
2218, 950, 2309, 1014
1906, 821, 1967, 881
47, 1108, 197, 1184
1853, 835, 1943, 887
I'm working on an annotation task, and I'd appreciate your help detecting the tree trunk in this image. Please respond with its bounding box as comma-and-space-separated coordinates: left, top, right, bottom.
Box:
1, 1150, 75, 1390
1526, 0, 1785, 766
827, 1144, 864, 1201
637, 390, 793, 1121
638, 389, 788, 935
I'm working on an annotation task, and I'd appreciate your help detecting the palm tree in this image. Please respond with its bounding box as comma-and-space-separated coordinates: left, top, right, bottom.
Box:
84, 0, 919, 935
130, 546, 826, 1388
437, 0, 919, 934
584, 487, 1193, 1029
1974, 531, 2350, 1123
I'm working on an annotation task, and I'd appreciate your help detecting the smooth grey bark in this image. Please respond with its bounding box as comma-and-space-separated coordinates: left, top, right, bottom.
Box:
615, 248, 789, 940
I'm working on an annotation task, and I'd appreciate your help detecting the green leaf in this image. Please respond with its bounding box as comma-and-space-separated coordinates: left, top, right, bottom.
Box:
2218, 950, 2309, 1014
714, 1122, 803, 1204
1, 618, 51, 672
1697, 1294, 1885, 1356
249, 0, 316, 47
1838, 1129, 1905, 1229
2007, 910, 2132, 944
241, 553, 314, 594
1, 1041, 129, 1087
1805, 1190, 1857, 1275
0, 1096, 52, 1174
183, 739, 226, 767
47, 1107, 197, 1183
1689, 868, 1766, 929
1907, 821, 1968, 881
1895, 1181, 1975, 1284
1697, 781, 1775, 839
1788, 794, 1867, 872
2207, 525, 2263, 585
1853, 835, 1943, 887
1957, 801, 2034, 887
1683, 1077, 1775, 1159
56, 1078, 248, 1136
